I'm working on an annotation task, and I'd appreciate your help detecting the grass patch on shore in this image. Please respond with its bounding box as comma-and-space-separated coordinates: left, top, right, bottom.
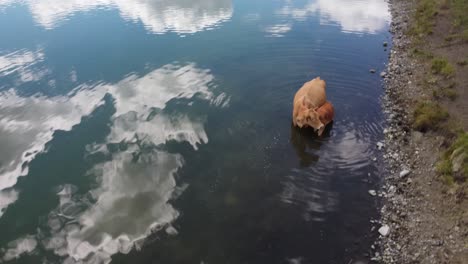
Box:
411, 48, 434, 59
413, 101, 449, 131
437, 132, 468, 183
443, 88, 458, 100
452, 0, 468, 29
432, 88, 458, 100
431, 57, 455, 76
411, 0, 438, 36
462, 29, 468, 41
411, 0, 468, 38
456, 59, 467, 66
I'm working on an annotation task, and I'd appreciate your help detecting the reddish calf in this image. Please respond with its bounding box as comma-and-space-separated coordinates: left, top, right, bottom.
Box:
316, 101, 335, 136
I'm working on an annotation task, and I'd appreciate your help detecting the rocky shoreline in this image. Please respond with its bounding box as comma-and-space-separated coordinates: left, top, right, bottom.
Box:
372, 0, 468, 263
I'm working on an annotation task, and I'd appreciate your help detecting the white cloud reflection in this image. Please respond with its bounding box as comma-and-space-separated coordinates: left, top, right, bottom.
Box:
0, 87, 106, 215
1, 235, 38, 262
0, 0, 232, 34
0, 49, 49, 84
47, 63, 228, 263
277, 0, 390, 34
0, 0, 15, 10
264, 23, 292, 37
0, 63, 229, 263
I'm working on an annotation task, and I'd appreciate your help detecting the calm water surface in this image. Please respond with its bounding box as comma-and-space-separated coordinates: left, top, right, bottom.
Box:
0, 0, 391, 263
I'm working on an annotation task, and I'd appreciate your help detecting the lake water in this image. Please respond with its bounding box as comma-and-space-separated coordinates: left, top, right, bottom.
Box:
0, 0, 391, 263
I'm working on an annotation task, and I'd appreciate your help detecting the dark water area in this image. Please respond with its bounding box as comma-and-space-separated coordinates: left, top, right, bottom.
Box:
0, 0, 391, 263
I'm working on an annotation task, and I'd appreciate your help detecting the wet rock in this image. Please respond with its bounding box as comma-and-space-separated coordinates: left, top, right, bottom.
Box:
370, 69, 377, 73
380, 72, 387, 78
379, 225, 390, 236
383, 41, 388, 47
369, 190, 377, 196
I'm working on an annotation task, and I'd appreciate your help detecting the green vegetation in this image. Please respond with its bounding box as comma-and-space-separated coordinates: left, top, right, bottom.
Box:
443, 88, 458, 100
412, 0, 438, 36
413, 101, 449, 131
410, 0, 468, 186
437, 158, 455, 184
452, 0, 468, 28
444, 31, 468, 42
462, 29, 468, 41
444, 34, 456, 42
432, 87, 458, 100
431, 57, 455, 76
456, 59, 468, 66
411, 48, 434, 59
411, 0, 468, 37
437, 133, 468, 182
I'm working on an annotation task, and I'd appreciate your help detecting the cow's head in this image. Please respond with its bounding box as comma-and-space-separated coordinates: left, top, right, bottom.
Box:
305, 108, 324, 132
295, 98, 324, 132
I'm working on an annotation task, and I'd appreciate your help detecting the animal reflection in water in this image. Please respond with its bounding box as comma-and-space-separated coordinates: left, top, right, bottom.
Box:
290, 122, 333, 167
292, 77, 335, 136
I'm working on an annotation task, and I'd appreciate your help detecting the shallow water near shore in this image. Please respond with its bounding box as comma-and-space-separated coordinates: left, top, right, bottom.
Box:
0, 0, 390, 263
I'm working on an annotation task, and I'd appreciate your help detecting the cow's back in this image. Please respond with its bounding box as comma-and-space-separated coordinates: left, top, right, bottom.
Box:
294, 77, 326, 107
303, 78, 326, 108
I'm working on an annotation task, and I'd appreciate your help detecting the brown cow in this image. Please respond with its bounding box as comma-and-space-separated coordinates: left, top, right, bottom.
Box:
292, 77, 326, 129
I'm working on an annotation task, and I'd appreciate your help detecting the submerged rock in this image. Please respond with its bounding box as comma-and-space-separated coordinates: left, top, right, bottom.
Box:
377, 142, 385, 150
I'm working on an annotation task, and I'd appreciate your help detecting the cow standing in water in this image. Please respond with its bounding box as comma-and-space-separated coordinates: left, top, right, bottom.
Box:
292, 77, 334, 135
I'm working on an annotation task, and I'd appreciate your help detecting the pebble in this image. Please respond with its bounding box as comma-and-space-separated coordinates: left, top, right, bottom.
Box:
370, 69, 377, 73
383, 41, 388, 47
377, 142, 385, 150
369, 190, 377, 196
399, 169, 410, 178
380, 72, 387, 78
379, 225, 390, 236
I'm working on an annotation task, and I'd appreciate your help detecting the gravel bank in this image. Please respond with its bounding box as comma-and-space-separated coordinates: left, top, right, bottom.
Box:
373, 0, 468, 263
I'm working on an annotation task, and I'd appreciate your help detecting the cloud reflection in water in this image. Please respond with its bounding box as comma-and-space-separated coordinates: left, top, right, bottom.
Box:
276, 0, 390, 34
0, 87, 106, 215
0, 49, 49, 84
0, 63, 229, 263
0, 0, 233, 34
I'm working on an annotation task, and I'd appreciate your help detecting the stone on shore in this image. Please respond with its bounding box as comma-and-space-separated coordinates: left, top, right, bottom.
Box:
379, 225, 390, 236
399, 169, 410, 178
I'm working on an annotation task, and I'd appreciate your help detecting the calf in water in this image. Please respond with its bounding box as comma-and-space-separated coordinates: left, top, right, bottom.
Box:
292, 77, 334, 135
